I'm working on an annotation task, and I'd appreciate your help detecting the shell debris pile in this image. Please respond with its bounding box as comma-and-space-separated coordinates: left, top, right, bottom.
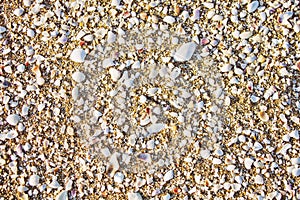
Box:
0, 0, 300, 199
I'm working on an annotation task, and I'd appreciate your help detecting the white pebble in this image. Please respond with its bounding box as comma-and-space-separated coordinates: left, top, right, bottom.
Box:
253, 142, 263, 151
27, 29, 35, 38
244, 157, 254, 170
0, 26, 6, 33
173, 42, 197, 62
200, 149, 211, 159
72, 86, 79, 100
83, 34, 94, 42
291, 158, 300, 165
6, 130, 18, 139
289, 130, 299, 139
147, 123, 165, 134
250, 95, 260, 103
70, 48, 86, 63
114, 172, 124, 183
292, 168, 300, 177
72, 71, 86, 83
220, 64, 232, 72
111, 0, 120, 7
254, 175, 264, 184
107, 31, 116, 44
28, 174, 40, 186
56, 190, 68, 200
109, 68, 121, 82
240, 31, 252, 39
163, 170, 174, 182
127, 192, 143, 200
163, 16, 175, 24
14, 8, 24, 16
103, 58, 115, 68
6, 114, 20, 126
247, 1, 259, 13
23, 0, 31, 7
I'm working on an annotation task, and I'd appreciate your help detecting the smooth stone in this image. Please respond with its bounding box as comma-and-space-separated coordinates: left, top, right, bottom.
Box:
23, 0, 31, 7
173, 42, 197, 62
127, 192, 143, 200
56, 190, 68, 200
254, 175, 264, 184
114, 172, 124, 183
244, 158, 254, 170
6, 130, 18, 139
70, 48, 86, 63
72, 86, 79, 100
28, 174, 40, 186
247, 1, 259, 13
72, 71, 86, 83
27, 29, 35, 38
147, 123, 165, 134
163, 170, 174, 182
6, 114, 20, 126
292, 168, 300, 177
200, 149, 211, 159
163, 16, 175, 24
14, 8, 24, 16
103, 58, 115, 68
109, 68, 121, 82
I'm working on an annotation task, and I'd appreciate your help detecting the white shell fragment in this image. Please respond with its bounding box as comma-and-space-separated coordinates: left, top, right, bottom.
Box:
70, 48, 86, 63
173, 42, 197, 62
244, 158, 254, 170
247, 1, 259, 13
254, 175, 264, 184
6, 114, 20, 126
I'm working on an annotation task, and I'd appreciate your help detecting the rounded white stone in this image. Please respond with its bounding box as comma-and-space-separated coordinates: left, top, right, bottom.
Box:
109, 68, 121, 82
70, 48, 86, 63
14, 8, 24, 16
28, 174, 40, 186
163, 170, 174, 182
200, 149, 211, 159
27, 29, 35, 38
72, 71, 86, 83
247, 1, 259, 13
163, 16, 175, 24
6, 114, 20, 126
127, 192, 143, 200
244, 158, 254, 170
6, 130, 18, 139
72, 86, 79, 100
292, 168, 300, 177
114, 172, 124, 183
254, 175, 264, 184
173, 42, 197, 62
56, 190, 68, 200
23, 0, 31, 7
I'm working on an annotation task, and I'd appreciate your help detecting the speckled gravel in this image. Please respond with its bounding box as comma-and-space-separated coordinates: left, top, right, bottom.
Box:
0, 0, 300, 199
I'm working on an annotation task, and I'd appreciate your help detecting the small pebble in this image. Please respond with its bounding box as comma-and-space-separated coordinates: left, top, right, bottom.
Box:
247, 1, 259, 13
70, 48, 86, 63
72, 71, 86, 83
56, 190, 68, 200
28, 174, 40, 186
14, 8, 24, 16
109, 68, 121, 82
244, 157, 254, 170
163, 170, 174, 182
163, 16, 175, 24
254, 175, 264, 184
173, 42, 196, 62
127, 192, 143, 200
114, 172, 124, 183
6, 114, 20, 126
